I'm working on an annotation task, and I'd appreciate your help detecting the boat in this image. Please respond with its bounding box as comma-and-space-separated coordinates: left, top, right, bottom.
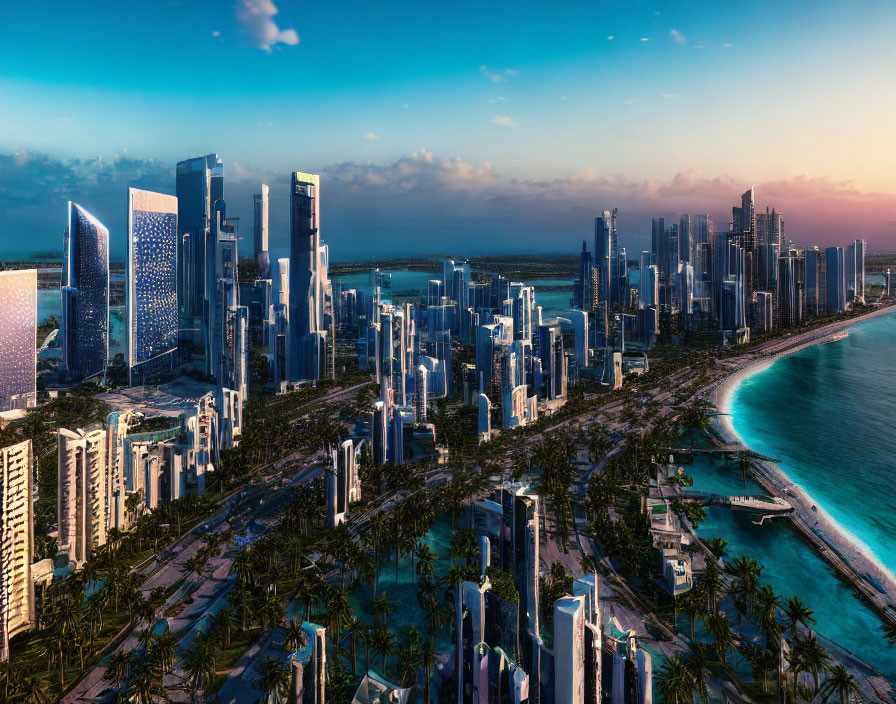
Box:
828, 330, 849, 342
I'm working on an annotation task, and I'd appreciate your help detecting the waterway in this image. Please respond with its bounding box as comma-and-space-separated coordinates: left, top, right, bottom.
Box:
688, 309, 896, 679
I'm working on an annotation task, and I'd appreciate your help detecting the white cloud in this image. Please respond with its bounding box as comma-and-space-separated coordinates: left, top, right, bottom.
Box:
560, 96, 567, 101
364, 132, 380, 141
212, 30, 221, 37
640, 37, 649, 42
401, 103, 409, 109
669, 28, 686, 44
479, 65, 517, 83
723, 42, 733, 48
236, 0, 299, 53
607, 35, 614, 40
623, 98, 636, 105
492, 114, 519, 128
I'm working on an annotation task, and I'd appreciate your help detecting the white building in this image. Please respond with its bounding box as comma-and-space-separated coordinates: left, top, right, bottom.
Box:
1, 440, 35, 661
58, 427, 108, 567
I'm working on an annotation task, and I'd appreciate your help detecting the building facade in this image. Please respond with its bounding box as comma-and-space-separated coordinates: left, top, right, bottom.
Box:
127, 188, 179, 385
63, 202, 109, 381
0, 270, 37, 412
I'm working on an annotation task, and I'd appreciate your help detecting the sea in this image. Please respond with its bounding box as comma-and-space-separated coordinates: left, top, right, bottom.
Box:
688, 309, 896, 679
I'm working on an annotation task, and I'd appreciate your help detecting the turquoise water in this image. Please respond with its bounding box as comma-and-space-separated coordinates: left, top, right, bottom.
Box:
730, 311, 896, 579
688, 309, 896, 678
687, 455, 896, 679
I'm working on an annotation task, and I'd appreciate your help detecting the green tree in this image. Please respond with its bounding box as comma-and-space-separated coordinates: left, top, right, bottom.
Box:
656, 654, 696, 704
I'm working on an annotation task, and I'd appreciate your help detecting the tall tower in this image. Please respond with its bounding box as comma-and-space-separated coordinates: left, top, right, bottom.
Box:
126, 188, 179, 386
176, 154, 223, 326
0, 440, 35, 662
253, 184, 270, 278
63, 202, 109, 382
288, 172, 326, 382
0, 270, 37, 411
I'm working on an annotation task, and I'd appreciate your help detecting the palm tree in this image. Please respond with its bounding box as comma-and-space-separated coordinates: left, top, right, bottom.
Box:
656, 654, 696, 704
685, 643, 712, 704
706, 612, 737, 665
343, 616, 367, 674
371, 624, 396, 675
415, 543, 436, 582
699, 560, 723, 616
678, 590, 704, 640
704, 537, 728, 560
784, 595, 817, 636
13, 674, 50, 704
370, 592, 393, 628
818, 664, 860, 704
327, 589, 352, 642
105, 650, 131, 693
283, 618, 309, 653
796, 634, 830, 695
255, 655, 290, 704
182, 631, 217, 703
150, 628, 179, 677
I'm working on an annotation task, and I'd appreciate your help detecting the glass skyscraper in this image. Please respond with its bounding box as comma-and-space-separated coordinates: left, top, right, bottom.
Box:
176, 154, 223, 323
127, 188, 179, 385
0, 270, 37, 412
62, 202, 109, 381
288, 171, 322, 382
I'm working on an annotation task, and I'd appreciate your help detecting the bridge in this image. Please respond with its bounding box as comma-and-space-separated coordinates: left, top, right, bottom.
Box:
681, 491, 793, 515
669, 445, 780, 463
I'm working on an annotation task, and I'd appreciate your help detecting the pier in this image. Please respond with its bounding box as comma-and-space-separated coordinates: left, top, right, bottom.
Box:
670, 445, 780, 463
680, 490, 793, 515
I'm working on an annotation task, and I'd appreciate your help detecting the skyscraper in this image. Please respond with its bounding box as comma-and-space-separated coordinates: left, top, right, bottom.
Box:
0, 270, 37, 412
127, 188, 179, 385
57, 427, 108, 567
62, 202, 109, 382
825, 247, 846, 314
731, 187, 756, 248
594, 209, 617, 308
176, 154, 223, 324
846, 238, 866, 304
288, 172, 334, 383
253, 184, 270, 278
0, 440, 35, 662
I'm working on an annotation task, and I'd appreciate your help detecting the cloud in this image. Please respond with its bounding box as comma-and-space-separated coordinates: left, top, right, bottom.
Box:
607, 35, 614, 40
479, 65, 517, 83
623, 98, 636, 105
401, 103, 409, 109
5, 150, 896, 259
723, 42, 733, 48
212, 30, 221, 37
640, 37, 649, 42
669, 29, 686, 44
492, 114, 519, 128
364, 132, 380, 141
660, 93, 679, 101
236, 0, 299, 53
56, 117, 72, 122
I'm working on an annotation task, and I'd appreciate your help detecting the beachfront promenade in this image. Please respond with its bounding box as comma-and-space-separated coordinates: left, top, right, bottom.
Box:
682, 490, 793, 515
702, 303, 896, 632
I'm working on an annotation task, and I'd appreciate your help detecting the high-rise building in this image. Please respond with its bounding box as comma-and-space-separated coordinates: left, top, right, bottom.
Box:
846, 238, 866, 304
57, 426, 108, 567
755, 207, 783, 248
253, 184, 270, 278
176, 154, 223, 324
327, 439, 361, 527
288, 172, 334, 383
126, 188, 179, 385
0, 440, 35, 662
804, 247, 825, 318
594, 210, 617, 308
0, 270, 37, 412
554, 595, 586, 704
732, 187, 756, 249
575, 241, 594, 310
538, 323, 566, 402
62, 202, 109, 382
825, 247, 846, 314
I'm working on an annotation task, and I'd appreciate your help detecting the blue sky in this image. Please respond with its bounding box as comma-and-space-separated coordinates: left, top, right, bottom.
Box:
2, 0, 896, 258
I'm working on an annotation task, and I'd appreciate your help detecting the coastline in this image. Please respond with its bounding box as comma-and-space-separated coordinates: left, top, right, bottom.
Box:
702, 304, 896, 627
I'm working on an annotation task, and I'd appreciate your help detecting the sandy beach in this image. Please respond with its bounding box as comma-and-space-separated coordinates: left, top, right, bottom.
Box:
701, 304, 896, 628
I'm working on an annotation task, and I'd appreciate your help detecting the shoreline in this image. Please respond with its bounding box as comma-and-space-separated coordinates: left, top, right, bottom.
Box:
702, 304, 896, 629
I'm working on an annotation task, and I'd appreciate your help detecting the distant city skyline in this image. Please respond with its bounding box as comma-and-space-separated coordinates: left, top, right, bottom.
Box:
3, 0, 896, 256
